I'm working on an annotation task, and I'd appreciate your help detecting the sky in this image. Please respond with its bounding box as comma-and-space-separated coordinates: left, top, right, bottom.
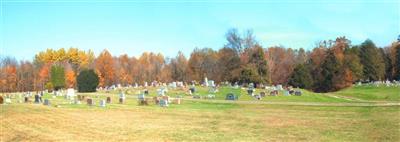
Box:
0, 0, 399, 61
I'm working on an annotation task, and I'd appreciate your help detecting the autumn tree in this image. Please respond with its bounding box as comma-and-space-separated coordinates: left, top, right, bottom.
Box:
0, 57, 18, 92
17, 61, 35, 92
169, 51, 189, 82
95, 50, 115, 87
188, 48, 219, 82
265, 46, 296, 84
217, 47, 241, 83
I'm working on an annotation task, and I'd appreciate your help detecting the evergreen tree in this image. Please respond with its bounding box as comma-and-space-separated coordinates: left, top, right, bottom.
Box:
317, 50, 341, 92
288, 64, 313, 89
359, 39, 385, 81
395, 44, 400, 80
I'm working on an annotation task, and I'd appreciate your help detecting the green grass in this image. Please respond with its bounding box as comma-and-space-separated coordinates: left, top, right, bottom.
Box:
1, 85, 399, 141
333, 86, 400, 101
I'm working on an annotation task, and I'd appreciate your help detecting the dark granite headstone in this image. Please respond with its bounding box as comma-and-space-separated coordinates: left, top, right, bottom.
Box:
225, 93, 238, 100
43, 99, 50, 106
24, 97, 29, 103
106, 97, 111, 103
87, 98, 93, 106
260, 92, 266, 97
0, 96, 3, 104
153, 97, 160, 104
294, 91, 302, 96
34, 94, 41, 103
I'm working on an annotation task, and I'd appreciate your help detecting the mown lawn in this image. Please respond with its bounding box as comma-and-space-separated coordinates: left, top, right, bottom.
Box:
1, 101, 399, 141
1, 86, 399, 141
333, 86, 400, 101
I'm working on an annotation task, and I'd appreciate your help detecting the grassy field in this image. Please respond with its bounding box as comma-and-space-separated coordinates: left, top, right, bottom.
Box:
332, 86, 400, 101
1, 85, 399, 141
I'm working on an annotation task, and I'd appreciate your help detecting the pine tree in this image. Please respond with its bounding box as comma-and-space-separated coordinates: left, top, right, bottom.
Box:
359, 39, 385, 81
288, 64, 313, 89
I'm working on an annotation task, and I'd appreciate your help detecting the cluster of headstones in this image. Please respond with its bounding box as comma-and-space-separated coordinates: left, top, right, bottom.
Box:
356, 80, 400, 87
137, 88, 181, 107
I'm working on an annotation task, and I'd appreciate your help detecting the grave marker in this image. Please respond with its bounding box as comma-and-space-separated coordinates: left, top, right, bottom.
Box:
260, 92, 266, 97
153, 97, 160, 104
24, 97, 29, 103
34, 94, 41, 103
87, 98, 93, 106
5, 98, 11, 104
106, 97, 111, 103
0, 96, 3, 104
99, 100, 106, 107
226, 93, 238, 100
43, 99, 50, 106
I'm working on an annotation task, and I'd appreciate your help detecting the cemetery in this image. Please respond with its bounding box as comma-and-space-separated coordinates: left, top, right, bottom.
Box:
1, 82, 399, 141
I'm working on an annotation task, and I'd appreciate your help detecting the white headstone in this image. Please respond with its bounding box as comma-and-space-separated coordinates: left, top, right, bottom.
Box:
67, 88, 75, 97
99, 100, 106, 107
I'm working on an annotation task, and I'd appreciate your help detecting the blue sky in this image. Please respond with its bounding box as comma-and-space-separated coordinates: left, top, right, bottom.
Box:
1, 0, 399, 60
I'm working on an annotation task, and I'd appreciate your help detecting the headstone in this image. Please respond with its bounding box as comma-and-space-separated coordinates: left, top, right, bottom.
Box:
119, 93, 126, 104
260, 92, 266, 97
284, 91, 290, 96
204, 77, 208, 87
270, 90, 278, 96
173, 98, 181, 104
208, 80, 215, 87
99, 100, 106, 107
226, 93, 238, 100
144, 90, 149, 95
189, 87, 196, 94
34, 94, 41, 103
254, 94, 261, 100
289, 89, 295, 95
159, 96, 169, 107
24, 97, 29, 103
153, 97, 160, 104
106, 97, 111, 103
193, 95, 201, 99
43, 99, 50, 106
77, 95, 83, 101
247, 89, 254, 96
276, 85, 283, 90
294, 90, 302, 96
206, 94, 215, 99
5, 98, 11, 104
67, 88, 75, 98
87, 98, 93, 106
74, 100, 81, 104
0, 96, 3, 104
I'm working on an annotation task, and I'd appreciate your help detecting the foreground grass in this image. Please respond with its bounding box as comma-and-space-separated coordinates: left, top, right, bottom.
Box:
1, 101, 399, 141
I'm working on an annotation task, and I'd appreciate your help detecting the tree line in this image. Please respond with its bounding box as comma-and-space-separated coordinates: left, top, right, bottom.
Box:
1, 29, 399, 93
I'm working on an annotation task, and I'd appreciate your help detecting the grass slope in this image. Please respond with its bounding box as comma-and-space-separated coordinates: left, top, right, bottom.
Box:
333, 86, 400, 101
